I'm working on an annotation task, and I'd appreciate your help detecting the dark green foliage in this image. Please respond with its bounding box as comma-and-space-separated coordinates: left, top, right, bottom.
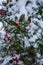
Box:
9, 60, 13, 63
26, 46, 35, 55
39, 44, 43, 55
14, 44, 24, 53
16, 0, 18, 2
8, 20, 14, 25
2, 1, 7, 6
38, 7, 42, 15
28, 16, 31, 23
19, 14, 25, 22
25, 0, 31, 6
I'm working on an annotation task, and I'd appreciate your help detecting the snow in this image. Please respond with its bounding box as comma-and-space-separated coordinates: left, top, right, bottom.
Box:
0, 22, 3, 30
36, 53, 41, 58
0, 22, 6, 49
29, 35, 38, 42
1, 56, 12, 65
40, 59, 43, 65
0, 0, 43, 65
33, 43, 38, 48
24, 37, 30, 47
38, 0, 43, 6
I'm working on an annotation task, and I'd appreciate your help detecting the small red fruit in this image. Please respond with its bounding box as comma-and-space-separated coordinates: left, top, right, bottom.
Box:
15, 19, 19, 26
7, 36, 11, 41
12, 56, 19, 62
5, 33, 11, 41
13, 56, 16, 60
15, 57, 19, 62
0, 10, 5, 15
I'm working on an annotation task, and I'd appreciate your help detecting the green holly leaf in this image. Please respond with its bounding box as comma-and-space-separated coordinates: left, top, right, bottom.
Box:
39, 44, 43, 50
26, 46, 35, 54
14, 44, 24, 53
39, 44, 43, 55
14, 44, 18, 49
8, 20, 14, 25
19, 14, 25, 22
38, 7, 42, 15
28, 16, 31, 22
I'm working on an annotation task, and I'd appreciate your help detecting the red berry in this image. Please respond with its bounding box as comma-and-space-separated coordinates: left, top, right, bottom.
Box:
5, 33, 11, 41
12, 56, 19, 62
15, 19, 19, 26
0, 10, 5, 15
16, 57, 19, 62
7, 36, 11, 41
13, 57, 16, 60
